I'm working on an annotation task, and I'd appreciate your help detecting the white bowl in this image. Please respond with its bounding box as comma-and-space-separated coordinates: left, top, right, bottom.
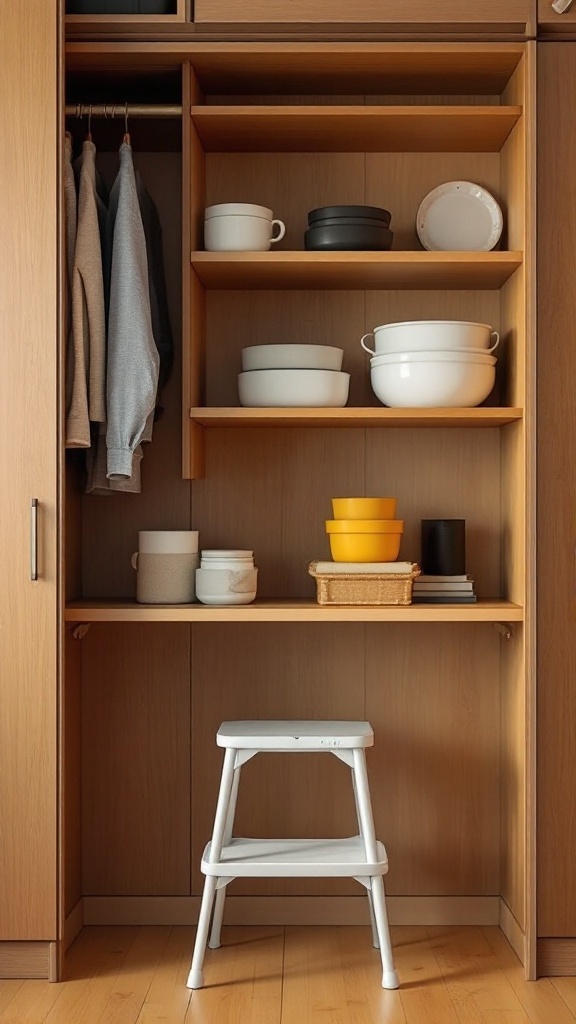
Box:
241, 344, 344, 372
370, 356, 496, 408
370, 350, 497, 367
361, 320, 498, 355
238, 369, 350, 408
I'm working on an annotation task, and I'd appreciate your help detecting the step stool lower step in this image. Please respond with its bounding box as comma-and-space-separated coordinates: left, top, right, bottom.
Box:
201, 836, 388, 877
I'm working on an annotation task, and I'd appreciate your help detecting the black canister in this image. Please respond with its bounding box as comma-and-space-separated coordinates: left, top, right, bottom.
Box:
421, 519, 466, 576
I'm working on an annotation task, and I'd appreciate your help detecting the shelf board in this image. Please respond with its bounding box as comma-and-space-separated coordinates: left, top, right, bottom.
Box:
65, 599, 523, 624
191, 105, 522, 153
189, 407, 523, 428
191, 251, 522, 290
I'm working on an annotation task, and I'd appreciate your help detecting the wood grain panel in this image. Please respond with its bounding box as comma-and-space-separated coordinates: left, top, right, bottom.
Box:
205, 289, 367, 406
82, 624, 191, 895
206, 151, 364, 252
190, 622, 366, 896
366, 623, 501, 895
193, 0, 533, 31
365, 152, 500, 251
500, 626, 526, 932
192, 428, 365, 599
365, 428, 501, 597
0, 943, 51, 981
64, 632, 83, 918
81, 153, 191, 598
537, 43, 576, 938
0, 0, 59, 940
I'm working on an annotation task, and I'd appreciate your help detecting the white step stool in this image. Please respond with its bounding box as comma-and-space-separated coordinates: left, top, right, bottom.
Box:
187, 720, 399, 991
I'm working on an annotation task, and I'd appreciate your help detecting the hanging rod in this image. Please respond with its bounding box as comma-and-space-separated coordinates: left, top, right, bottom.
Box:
65, 103, 182, 118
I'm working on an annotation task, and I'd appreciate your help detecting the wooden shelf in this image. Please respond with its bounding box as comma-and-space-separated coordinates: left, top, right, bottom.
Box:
191, 105, 522, 153
189, 407, 523, 428
191, 251, 522, 290
65, 599, 523, 624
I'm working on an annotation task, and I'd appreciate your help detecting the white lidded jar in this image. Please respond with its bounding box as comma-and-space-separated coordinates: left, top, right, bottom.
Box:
196, 550, 258, 606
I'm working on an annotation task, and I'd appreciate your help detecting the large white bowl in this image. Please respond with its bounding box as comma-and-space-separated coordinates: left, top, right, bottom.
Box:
238, 369, 350, 407
361, 320, 498, 355
241, 344, 344, 372
370, 350, 496, 367
370, 355, 496, 408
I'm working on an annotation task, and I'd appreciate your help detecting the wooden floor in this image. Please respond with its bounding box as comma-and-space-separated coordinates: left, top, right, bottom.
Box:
2, 925, 576, 1023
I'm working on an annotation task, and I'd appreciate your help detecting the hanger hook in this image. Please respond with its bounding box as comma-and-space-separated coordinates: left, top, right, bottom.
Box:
88, 104, 92, 139
103, 103, 108, 119
124, 102, 129, 135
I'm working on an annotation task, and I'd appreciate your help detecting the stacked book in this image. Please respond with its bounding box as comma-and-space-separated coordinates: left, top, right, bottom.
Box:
412, 573, 477, 604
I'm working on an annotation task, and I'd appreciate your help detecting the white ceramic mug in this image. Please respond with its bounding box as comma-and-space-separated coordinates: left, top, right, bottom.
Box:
204, 203, 286, 252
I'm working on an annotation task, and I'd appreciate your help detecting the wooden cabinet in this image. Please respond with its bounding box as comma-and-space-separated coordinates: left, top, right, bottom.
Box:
0, 0, 59, 975
536, 41, 576, 975
193, 0, 536, 36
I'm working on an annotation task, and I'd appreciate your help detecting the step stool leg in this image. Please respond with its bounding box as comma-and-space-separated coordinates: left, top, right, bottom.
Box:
351, 768, 379, 949
352, 748, 398, 988
187, 875, 217, 989
209, 765, 242, 949
370, 875, 399, 990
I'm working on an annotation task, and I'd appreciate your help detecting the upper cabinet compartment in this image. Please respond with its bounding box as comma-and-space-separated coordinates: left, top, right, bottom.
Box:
538, 0, 576, 34
66, 0, 187, 20
193, 0, 535, 38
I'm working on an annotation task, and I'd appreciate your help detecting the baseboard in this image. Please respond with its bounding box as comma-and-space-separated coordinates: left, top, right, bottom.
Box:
537, 938, 576, 976
0, 941, 52, 979
83, 894, 500, 927
499, 898, 526, 966
64, 898, 84, 951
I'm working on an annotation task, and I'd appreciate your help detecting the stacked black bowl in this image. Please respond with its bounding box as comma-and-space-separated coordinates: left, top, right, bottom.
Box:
304, 205, 393, 251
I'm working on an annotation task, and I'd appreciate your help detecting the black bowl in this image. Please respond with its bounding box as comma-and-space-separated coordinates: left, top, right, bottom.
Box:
304, 224, 394, 251
308, 205, 392, 228
307, 215, 393, 229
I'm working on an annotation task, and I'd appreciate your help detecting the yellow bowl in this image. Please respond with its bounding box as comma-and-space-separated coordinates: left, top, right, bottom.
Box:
325, 519, 404, 562
331, 497, 397, 520
328, 533, 402, 562
326, 519, 403, 534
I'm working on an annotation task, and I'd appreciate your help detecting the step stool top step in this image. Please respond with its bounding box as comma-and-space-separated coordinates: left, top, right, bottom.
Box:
217, 720, 374, 749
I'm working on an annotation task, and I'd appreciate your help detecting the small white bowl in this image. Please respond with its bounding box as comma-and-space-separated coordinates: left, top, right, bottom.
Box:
241, 344, 344, 372
370, 357, 495, 408
238, 368, 350, 408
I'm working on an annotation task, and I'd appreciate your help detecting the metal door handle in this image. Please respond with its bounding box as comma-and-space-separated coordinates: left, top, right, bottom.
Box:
552, 0, 574, 13
30, 499, 38, 581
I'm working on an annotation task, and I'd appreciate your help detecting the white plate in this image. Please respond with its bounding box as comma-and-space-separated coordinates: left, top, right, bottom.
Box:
416, 181, 503, 252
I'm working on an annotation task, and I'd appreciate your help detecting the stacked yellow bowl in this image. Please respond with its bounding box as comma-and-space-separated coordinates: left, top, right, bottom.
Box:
326, 497, 404, 562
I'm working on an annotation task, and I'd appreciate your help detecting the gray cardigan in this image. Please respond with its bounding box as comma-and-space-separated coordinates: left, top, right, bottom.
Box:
105, 141, 159, 479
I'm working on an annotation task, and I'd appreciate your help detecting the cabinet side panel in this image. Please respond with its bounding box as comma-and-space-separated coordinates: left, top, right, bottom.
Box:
537, 43, 576, 938
0, 0, 59, 939
82, 624, 191, 895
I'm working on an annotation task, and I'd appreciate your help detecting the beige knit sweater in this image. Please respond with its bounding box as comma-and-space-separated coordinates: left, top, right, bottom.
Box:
66, 140, 106, 448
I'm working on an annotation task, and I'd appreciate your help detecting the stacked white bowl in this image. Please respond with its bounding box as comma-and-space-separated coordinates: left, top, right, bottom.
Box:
239, 344, 349, 407
360, 320, 499, 408
196, 550, 258, 606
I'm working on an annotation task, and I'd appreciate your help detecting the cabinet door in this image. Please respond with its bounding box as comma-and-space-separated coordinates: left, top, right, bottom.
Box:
537, 43, 576, 953
538, 0, 576, 33
193, 0, 535, 35
0, 0, 59, 939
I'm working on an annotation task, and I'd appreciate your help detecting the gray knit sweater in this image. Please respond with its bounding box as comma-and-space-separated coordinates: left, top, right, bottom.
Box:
106, 141, 159, 479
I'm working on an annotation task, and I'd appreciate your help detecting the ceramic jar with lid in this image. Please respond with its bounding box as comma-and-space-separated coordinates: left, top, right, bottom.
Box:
196, 550, 258, 605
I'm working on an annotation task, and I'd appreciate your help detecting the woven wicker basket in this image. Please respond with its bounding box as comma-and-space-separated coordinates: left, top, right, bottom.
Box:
309, 562, 421, 606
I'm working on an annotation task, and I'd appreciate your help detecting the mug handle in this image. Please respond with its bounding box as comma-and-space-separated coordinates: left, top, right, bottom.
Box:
131, 552, 139, 570
360, 332, 376, 355
488, 331, 500, 353
270, 220, 286, 244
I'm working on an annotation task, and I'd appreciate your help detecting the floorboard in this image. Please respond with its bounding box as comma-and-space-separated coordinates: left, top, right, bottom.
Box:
0, 927, 573, 1024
